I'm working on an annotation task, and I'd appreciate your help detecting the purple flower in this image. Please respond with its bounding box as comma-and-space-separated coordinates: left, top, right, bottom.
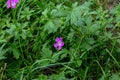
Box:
54, 37, 64, 50
7, 0, 19, 8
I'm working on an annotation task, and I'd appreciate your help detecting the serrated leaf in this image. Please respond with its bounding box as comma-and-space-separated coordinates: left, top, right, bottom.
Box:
42, 8, 49, 17
0, 44, 7, 60
76, 60, 82, 67
109, 73, 120, 80
44, 20, 58, 33
67, 29, 75, 42
51, 4, 67, 17
66, 2, 91, 26
89, 23, 100, 34
70, 6, 83, 26
50, 72, 68, 80
10, 43, 20, 59
52, 49, 68, 62
42, 47, 52, 59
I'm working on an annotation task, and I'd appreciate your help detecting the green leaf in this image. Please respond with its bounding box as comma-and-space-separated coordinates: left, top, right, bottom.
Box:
33, 74, 48, 80
52, 49, 68, 62
42, 8, 49, 18
21, 7, 34, 20
10, 43, 20, 59
0, 44, 7, 60
67, 2, 91, 26
109, 73, 120, 80
51, 4, 67, 17
117, 39, 120, 44
50, 72, 69, 80
69, 5, 83, 26
89, 23, 100, 34
87, 38, 95, 45
67, 29, 75, 42
76, 59, 82, 67
44, 20, 58, 33
0, 34, 7, 43
42, 47, 52, 59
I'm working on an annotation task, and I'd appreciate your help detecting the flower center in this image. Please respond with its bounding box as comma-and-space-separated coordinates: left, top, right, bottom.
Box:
58, 41, 62, 46
11, 2, 16, 7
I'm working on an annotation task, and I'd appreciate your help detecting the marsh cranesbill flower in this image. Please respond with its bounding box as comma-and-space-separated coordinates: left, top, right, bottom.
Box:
7, 0, 19, 8
54, 37, 64, 50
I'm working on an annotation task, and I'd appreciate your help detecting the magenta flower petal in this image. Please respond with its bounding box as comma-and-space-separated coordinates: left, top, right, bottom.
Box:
11, 3, 16, 8
54, 37, 64, 50
55, 37, 60, 42
61, 42, 64, 46
58, 46, 62, 50
59, 37, 63, 41
54, 43, 58, 48
6, 0, 19, 9
7, 4, 10, 8
7, 0, 10, 8
15, 0, 19, 3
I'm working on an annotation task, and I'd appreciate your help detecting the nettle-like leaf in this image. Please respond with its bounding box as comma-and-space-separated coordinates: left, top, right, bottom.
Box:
51, 4, 68, 17
52, 49, 68, 62
42, 8, 63, 33
67, 2, 91, 26
40, 47, 53, 65
88, 23, 101, 35
41, 42, 53, 59
44, 19, 59, 33
41, 47, 52, 59
21, 7, 34, 20
110, 4, 120, 14
10, 43, 21, 59
6, 22, 32, 40
87, 38, 95, 45
50, 72, 68, 80
0, 44, 8, 60
67, 29, 75, 42
67, 4, 82, 26
110, 4, 120, 27
75, 59, 82, 67
42, 8, 49, 19
34, 74, 48, 80
109, 73, 120, 80
0, 31, 7, 43
84, 15, 93, 26
6, 23, 17, 35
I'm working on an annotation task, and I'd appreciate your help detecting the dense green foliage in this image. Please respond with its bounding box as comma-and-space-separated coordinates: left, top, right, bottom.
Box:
0, 0, 120, 80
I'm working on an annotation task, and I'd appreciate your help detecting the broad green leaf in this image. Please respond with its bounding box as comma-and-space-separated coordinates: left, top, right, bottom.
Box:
42, 47, 52, 59
44, 20, 58, 33
88, 23, 100, 34
52, 49, 68, 62
76, 59, 82, 67
117, 39, 120, 44
35, 74, 48, 80
69, 6, 83, 26
51, 4, 67, 17
0, 35, 7, 43
21, 7, 34, 20
109, 73, 120, 80
42, 8, 49, 17
67, 2, 91, 26
0, 44, 7, 60
10, 43, 20, 59
87, 38, 95, 45
50, 72, 69, 80
67, 29, 75, 42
